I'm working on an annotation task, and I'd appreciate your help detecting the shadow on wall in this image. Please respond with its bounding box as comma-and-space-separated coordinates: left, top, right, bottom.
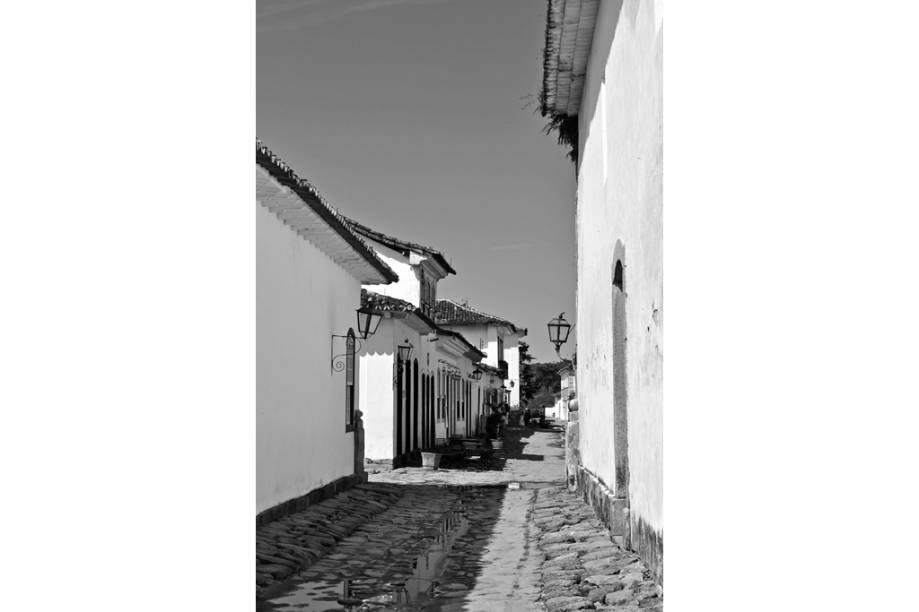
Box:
576, 0, 624, 161
612, 257, 629, 497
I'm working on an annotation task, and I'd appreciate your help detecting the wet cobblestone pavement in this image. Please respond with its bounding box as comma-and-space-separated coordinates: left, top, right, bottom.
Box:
257, 428, 662, 610
530, 487, 662, 612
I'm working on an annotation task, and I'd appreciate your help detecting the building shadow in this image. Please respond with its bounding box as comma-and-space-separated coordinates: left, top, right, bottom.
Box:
256, 482, 511, 610
426, 426, 547, 471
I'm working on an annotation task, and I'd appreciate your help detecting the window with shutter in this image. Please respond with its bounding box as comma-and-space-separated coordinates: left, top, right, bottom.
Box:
345, 329, 356, 431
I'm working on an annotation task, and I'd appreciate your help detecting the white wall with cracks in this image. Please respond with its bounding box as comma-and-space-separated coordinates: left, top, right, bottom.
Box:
574, 0, 663, 556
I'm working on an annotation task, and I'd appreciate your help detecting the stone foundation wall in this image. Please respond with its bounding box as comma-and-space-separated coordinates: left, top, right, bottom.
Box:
632, 515, 663, 586
256, 472, 368, 527
575, 464, 663, 586
565, 410, 581, 491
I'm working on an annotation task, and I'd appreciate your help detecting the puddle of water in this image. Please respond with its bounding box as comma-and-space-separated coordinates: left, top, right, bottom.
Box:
259, 508, 470, 611
513, 481, 559, 490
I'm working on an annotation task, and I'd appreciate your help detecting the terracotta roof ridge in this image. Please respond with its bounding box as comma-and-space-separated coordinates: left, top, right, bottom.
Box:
360, 289, 440, 331
341, 215, 457, 276
361, 289, 414, 310
435, 298, 521, 332
256, 140, 399, 284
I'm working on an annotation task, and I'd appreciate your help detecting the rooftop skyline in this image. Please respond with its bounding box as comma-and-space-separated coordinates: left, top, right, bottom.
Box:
258, 0, 577, 362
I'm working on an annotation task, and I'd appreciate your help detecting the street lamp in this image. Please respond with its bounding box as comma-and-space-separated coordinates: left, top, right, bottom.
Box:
397, 341, 414, 362
355, 306, 383, 339
393, 340, 414, 383
471, 369, 483, 381
547, 312, 572, 353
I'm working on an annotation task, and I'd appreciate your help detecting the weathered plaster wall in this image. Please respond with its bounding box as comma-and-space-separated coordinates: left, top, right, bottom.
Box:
256, 204, 359, 514
575, 0, 663, 554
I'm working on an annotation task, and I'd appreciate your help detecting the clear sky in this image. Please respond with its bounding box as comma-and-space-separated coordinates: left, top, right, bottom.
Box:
257, 0, 577, 362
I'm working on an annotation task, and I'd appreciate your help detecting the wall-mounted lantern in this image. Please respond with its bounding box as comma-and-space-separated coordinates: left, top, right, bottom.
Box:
330, 329, 359, 374
471, 369, 483, 381
355, 306, 383, 339
397, 341, 414, 363
547, 312, 573, 353
331, 306, 382, 373
393, 340, 414, 383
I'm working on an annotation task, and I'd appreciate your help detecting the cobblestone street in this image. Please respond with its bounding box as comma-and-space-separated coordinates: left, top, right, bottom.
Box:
257, 427, 661, 611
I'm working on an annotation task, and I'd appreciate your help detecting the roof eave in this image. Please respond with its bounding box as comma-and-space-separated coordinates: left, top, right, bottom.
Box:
344, 216, 455, 275
540, 0, 601, 118
256, 142, 399, 284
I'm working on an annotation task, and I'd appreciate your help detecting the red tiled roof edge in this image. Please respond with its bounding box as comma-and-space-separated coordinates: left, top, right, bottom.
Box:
343, 216, 456, 276
433, 299, 524, 334
360, 291, 484, 360
256, 141, 399, 284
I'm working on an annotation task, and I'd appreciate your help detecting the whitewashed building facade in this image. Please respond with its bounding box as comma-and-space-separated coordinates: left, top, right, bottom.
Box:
433, 299, 528, 408
549, 362, 576, 422
256, 143, 399, 521
540, 0, 663, 582
346, 222, 497, 466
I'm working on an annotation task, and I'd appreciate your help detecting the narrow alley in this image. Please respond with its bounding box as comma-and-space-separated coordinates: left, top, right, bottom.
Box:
256, 426, 661, 611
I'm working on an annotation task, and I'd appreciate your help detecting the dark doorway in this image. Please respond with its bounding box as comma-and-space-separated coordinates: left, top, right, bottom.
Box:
612, 259, 630, 497
413, 360, 419, 452
395, 358, 403, 459
429, 373, 435, 447
404, 359, 412, 456
421, 374, 427, 449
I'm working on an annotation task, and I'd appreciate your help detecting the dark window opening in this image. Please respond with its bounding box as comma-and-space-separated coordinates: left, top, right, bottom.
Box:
345, 329, 356, 431
613, 259, 624, 290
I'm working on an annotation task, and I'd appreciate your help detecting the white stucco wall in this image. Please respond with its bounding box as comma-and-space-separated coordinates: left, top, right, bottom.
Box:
360, 316, 487, 459
435, 323, 523, 407
359, 325, 395, 462
257, 204, 360, 514
363, 245, 420, 306
575, 0, 663, 535
440, 324, 495, 365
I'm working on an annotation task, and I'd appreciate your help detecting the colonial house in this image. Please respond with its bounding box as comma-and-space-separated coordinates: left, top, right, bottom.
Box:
539, 0, 663, 583
475, 363, 506, 410
256, 142, 399, 522
346, 217, 454, 320
345, 222, 495, 467
433, 299, 528, 408
546, 391, 565, 421
550, 361, 576, 422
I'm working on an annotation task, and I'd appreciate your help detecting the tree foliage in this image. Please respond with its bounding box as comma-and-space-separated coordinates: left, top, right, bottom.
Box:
521, 351, 564, 408
519, 341, 535, 404
530, 388, 557, 411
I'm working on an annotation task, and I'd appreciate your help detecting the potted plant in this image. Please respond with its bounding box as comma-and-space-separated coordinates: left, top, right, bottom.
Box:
421, 451, 441, 470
